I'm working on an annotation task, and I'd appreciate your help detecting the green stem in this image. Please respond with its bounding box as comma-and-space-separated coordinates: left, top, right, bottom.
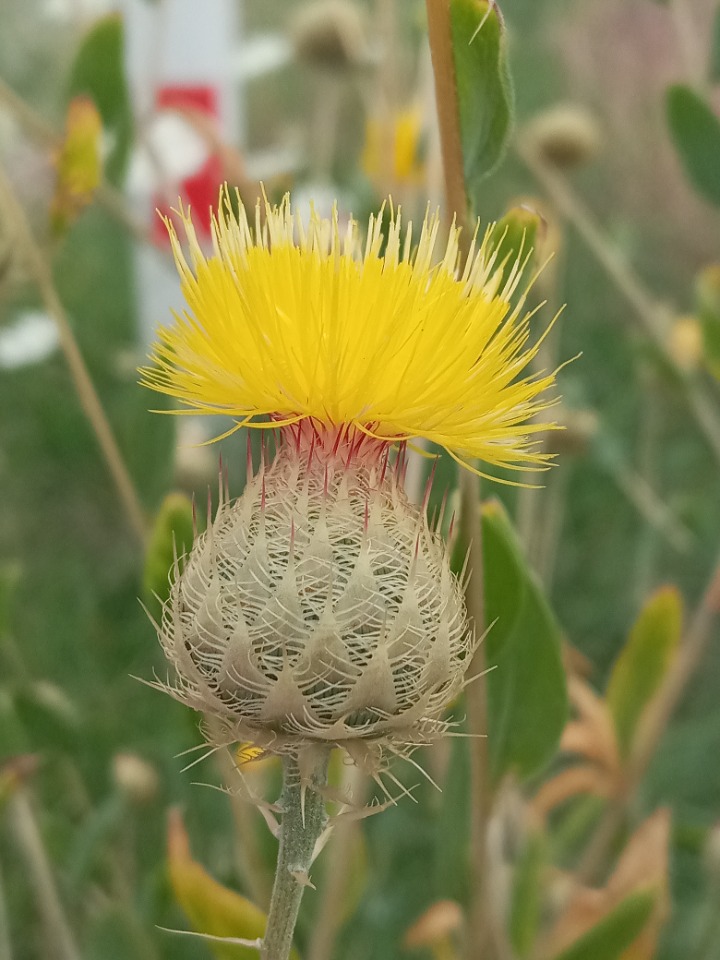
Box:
261, 750, 330, 960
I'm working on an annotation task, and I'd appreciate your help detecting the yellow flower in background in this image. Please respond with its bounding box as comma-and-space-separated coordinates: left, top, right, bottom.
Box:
362, 108, 427, 187
141, 187, 558, 477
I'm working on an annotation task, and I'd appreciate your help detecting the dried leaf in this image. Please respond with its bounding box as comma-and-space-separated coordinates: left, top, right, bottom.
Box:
532, 765, 613, 820
543, 810, 670, 959
167, 808, 288, 960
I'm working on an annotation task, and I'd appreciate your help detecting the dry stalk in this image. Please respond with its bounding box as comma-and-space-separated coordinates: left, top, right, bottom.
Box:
516, 135, 720, 467
0, 162, 148, 546
425, 2, 496, 956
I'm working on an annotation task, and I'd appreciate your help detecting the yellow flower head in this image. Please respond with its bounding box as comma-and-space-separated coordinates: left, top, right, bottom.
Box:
141, 188, 558, 476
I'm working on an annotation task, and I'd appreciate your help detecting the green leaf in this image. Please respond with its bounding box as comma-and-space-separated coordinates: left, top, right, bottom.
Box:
481, 500, 567, 782
710, 7, 720, 83
143, 493, 196, 613
551, 890, 657, 960
666, 84, 720, 206
450, 0, 514, 211
509, 831, 545, 957
67, 14, 133, 184
607, 586, 682, 759
696, 265, 720, 381
0, 563, 21, 639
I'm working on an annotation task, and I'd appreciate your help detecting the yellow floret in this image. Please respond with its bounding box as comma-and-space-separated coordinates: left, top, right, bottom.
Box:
141, 187, 559, 475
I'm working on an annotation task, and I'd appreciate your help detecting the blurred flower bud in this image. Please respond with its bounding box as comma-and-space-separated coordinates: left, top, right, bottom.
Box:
143, 491, 195, 613
667, 315, 703, 373
291, 0, 368, 73
113, 752, 160, 805
525, 103, 601, 170
552, 408, 599, 456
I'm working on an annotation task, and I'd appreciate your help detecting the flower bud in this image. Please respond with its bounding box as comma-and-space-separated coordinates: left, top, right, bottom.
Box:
112, 752, 160, 805
291, 0, 368, 73
154, 438, 472, 758
525, 103, 601, 170
667, 315, 703, 373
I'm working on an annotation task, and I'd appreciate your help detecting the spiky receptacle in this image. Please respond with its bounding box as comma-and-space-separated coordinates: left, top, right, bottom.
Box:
155, 436, 472, 760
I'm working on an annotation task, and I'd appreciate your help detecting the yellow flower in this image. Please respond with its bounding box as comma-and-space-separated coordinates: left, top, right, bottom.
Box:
362, 108, 426, 187
141, 188, 558, 477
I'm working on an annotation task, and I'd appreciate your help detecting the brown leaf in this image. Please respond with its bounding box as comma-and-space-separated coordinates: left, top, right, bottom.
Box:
542, 809, 671, 959
532, 764, 613, 819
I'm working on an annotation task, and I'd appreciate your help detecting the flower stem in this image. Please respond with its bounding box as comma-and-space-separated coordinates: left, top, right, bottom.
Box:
261, 750, 330, 960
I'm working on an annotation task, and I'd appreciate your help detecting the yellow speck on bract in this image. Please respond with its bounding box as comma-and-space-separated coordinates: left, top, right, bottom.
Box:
141, 187, 560, 475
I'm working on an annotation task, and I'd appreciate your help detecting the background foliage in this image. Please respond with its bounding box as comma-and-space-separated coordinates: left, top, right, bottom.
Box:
1, 1, 720, 958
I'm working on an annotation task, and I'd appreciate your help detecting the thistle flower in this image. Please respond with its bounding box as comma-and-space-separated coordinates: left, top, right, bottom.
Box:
141, 188, 558, 766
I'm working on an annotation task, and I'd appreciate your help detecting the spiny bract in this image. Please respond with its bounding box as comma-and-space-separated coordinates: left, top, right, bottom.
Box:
156, 440, 472, 756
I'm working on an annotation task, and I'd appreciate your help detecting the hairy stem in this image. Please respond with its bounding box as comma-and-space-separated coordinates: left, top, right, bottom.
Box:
262, 750, 330, 960
0, 163, 148, 546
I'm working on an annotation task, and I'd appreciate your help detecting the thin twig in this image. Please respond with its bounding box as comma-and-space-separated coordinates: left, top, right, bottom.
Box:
0, 857, 13, 960
0, 162, 148, 546
669, 0, 706, 90
516, 136, 720, 467
7, 790, 82, 960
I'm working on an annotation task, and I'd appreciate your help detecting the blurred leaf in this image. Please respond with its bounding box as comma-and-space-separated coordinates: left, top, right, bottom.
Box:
167, 808, 290, 960
0, 691, 30, 758
666, 84, 720, 206
550, 891, 657, 960
67, 14, 132, 184
67, 793, 127, 889
486, 204, 542, 292
606, 586, 682, 759
481, 500, 568, 782
435, 732, 472, 902
696, 264, 720, 381
13, 680, 81, 753
51, 97, 102, 237
710, 8, 720, 83
143, 493, 195, 612
450, 0, 514, 212
85, 904, 158, 960
0, 563, 21, 638
509, 831, 545, 957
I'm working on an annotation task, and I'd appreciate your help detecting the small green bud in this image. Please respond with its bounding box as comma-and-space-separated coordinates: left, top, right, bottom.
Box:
143, 492, 195, 611
525, 103, 601, 170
